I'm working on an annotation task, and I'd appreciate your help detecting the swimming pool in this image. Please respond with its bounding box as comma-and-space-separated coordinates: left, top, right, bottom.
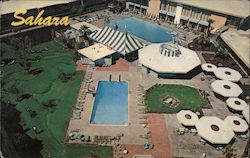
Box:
108, 17, 174, 43
90, 81, 128, 125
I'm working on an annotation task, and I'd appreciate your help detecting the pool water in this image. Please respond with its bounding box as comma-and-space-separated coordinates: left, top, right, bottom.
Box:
90, 81, 128, 125
108, 17, 174, 43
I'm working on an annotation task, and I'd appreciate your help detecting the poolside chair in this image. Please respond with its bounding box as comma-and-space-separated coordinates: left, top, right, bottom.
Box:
216, 147, 223, 151
199, 139, 206, 145
144, 143, 149, 149
139, 115, 147, 119
148, 143, 154, 149
86, 136, 91, 142
240, 135, 248, 141
93, 136, 98, 143
80, 135, 85, 142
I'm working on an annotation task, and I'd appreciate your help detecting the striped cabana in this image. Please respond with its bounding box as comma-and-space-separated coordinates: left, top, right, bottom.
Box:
89, 26, 144, 55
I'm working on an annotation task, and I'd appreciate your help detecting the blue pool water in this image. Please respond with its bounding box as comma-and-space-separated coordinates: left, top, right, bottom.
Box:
90, 81, 128, 125
108, 17, 174, 43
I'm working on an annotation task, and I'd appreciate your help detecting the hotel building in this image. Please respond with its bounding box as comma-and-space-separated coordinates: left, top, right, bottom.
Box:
127, 0, 249, 32
127, 0, 250, 76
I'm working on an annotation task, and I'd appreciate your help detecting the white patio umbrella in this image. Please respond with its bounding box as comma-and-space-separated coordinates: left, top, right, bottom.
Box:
176, 110, 199, 126
201, 63, 217, 73
211, 80, 243, 97
195, 116, 235, 144
214, 67, 242, 82
242, 106, 249, 124
224, 116, 249, 133
226, 98, 248, 111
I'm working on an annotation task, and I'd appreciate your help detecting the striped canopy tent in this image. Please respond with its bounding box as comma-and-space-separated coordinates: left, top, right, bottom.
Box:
89, 26, 144, 55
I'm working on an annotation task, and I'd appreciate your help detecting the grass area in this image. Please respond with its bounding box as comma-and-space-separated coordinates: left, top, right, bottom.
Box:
1, 40, 112, 158
146, 84, 209, 113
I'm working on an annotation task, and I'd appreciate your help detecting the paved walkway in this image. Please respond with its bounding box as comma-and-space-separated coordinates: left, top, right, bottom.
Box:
96, 58, 129, 72
123, 114, 172, 158
76, 61, 88, 71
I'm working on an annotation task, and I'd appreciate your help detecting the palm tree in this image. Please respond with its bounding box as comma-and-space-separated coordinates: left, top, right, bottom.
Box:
80, 0, 84, 6
207, 18, 215, 34
222, 145, 237, 158
80, 25, 91, 35
80, 25, 92, 47
61, 33, 70, 47
104, 16, 110, 25
24, 36, 31, 52
80, 25, 91, 40
51, 28, 55, 39
114, 24, 118, 30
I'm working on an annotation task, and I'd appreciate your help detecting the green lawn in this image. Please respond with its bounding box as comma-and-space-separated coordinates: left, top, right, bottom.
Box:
1, 40, 112, 158
146, 84, 210, 113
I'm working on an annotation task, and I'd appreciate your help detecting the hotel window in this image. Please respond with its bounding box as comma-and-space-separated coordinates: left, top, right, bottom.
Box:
168, 2, 176, 13
161, 0, 166, 10
191, 8, 201, 20
182, 6, 191, 17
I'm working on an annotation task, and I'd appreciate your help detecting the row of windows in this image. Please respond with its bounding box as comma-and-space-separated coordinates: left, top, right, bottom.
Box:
129, 0, 242, 26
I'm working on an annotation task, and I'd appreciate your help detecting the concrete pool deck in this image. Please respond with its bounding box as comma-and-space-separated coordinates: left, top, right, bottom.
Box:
68, 58, 248, 157
68, 69, 149, 145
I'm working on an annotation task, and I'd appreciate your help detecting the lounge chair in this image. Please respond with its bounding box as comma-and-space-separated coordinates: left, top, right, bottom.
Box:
86, 136, 91, 142
199, 139, 206, 145
148, 143, 154, 149
144, 143, 149, 149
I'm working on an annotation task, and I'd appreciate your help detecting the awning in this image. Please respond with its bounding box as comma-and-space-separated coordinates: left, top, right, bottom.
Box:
180, 15, 189, 21
210, 14, 227, 32
159, 10, 167, 14
89, 26, 144, 55
78, 43, 115, 61
167, 12, 175, 17
199, 21, 209, 26
189, 18, 199, 23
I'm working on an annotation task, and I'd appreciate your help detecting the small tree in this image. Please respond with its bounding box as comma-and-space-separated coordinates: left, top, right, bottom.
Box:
222, 145, 237, 158
80, 25, 91, 37
24, 36, 32, 52
80, 25, 91, 44
42, 99, 57, 109
197, 33, 210, 48
9, 37, 19, 51
104, 17, 110, 24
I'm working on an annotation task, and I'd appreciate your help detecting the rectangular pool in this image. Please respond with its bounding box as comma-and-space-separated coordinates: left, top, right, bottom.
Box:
108, 17, 174, 43
90, 81, 128, 125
